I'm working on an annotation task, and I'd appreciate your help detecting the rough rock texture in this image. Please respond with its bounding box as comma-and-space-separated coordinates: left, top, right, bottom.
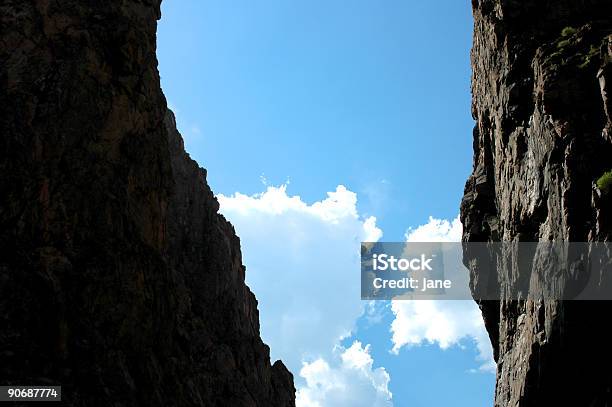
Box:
0, 1, 294, 406
462, 1, 612, 406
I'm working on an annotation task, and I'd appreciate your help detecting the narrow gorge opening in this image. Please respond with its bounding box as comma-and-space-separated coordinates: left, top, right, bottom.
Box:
4, 1, 608, 406
156, 2, 495, 406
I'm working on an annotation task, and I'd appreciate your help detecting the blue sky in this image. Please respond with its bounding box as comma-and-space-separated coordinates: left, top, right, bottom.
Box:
158, 1, 494, 405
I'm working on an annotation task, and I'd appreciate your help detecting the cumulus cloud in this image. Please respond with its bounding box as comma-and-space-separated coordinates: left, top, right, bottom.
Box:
296, 341, 392, 407
390, 301, 494, 372
363, 216, 383, 242
218, 184, 388, 382
390, 216, 495, 373
404, 216, 462, 243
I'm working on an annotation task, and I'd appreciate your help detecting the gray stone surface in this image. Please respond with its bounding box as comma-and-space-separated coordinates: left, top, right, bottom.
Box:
462, 1, 612, 405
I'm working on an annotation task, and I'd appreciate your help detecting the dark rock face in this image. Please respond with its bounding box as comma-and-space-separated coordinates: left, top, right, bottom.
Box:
164, 112, 295, 407
462, 1, 612, 406
0, 1, 294, 406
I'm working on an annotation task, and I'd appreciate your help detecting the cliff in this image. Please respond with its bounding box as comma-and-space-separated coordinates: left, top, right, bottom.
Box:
462, 0, 612, 406
0, 1, 294, 406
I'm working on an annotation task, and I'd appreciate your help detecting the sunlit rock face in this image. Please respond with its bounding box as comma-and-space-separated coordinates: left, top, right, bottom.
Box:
0, 2, 294, 406
462, 1, 612, 405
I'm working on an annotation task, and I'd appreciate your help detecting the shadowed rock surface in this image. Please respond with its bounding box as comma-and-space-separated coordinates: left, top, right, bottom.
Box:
462, 0, 612, 405
0, 1, 294, 406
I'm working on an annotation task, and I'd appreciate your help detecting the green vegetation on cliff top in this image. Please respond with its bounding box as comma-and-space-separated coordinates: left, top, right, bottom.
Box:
597, 170, 612, 195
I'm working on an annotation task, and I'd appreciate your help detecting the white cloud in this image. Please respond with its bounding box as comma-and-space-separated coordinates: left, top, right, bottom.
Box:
390, 301, 494, 372
296, 341, 392, 407
390, 216, 495, 373
404, 216, 462, 242
259, 173, 269, 186
218, 185, 392, 401
363, 215, 383, 242
219, 185, 493, 407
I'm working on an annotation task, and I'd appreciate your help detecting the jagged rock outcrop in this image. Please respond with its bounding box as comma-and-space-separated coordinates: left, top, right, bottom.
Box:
462, 1, 612, 406
0, 1, 294, 406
